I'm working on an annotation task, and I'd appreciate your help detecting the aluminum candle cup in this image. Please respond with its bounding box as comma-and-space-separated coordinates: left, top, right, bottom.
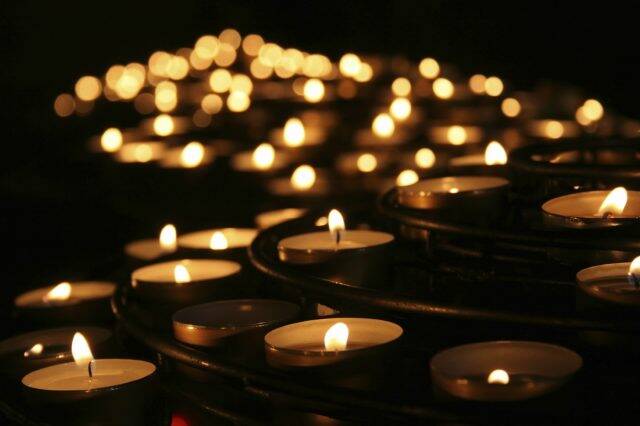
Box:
131, 259, 243, 309
576, 261, 640, 307
173, 299, 300, 356
178, 227, 258, 263
277, 230, 395, 287
265, 318, 403, 388
542, 190, 640, 229
430, 341, 582, 402
22, 359, 156, 425
255, 208, 307, 229
397, 176, 509, 214
0, 327, 112, 379
14, 282, 116, 326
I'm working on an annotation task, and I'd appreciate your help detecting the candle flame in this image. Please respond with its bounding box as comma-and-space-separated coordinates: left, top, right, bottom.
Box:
283, 118, 305, 147
159, 224, 177, 252
372, 113, 395, 138
23, 343, 44, 358
290, 165, 316, 190
252, 143, 275, 170
415, 148, 436, 169
389, 97, 412, 121
484, 141, 508, 165
324, 322, 349, 351
433, 78, 454, 99
597, 187, 628, 217
356, 153, 377, 173
447, 126, 467, 145
544, 120, 564, 139
153, 114, 175, 136
174, 265, 191, 284
209, 231, 229, 250
448, 188, 459, 194
396, 169, 419, 187
71, 332, 94, 368
180, 141, 205, 168
100, 128, 123, 152
628, 256, 640, 289
487, 369, 509, 385
328, 209, 345, 245
339, 53, 362, 77
44, 282, 72, 302
303, 78, 325, 103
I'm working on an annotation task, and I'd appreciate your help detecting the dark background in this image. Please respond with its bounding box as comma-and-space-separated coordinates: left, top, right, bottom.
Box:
2, 1, 639, 302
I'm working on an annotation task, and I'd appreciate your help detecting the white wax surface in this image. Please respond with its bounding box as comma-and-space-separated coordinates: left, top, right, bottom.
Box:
15, 282, 116, 308
124, 238, 170, 261
542, 191, 640, 219
178, 228, 257, 250
229, 150, 289, 172
399, 176, 509, 195
22, 359, 155, 391
132, 259, 240, 283
279, 230, 393, 252
114, 142, 165, 163
159, 146, 215, 168
255, 208, 307, 229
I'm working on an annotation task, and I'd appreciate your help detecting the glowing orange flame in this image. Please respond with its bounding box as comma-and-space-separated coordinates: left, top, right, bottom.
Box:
209, 231, 229, 250
71, 332, 94, 368
174, 265, 191, 284
159, 224, 177, 252
44, 282, 72, 302
487, 369, 509, 384
597, 187, 628, 217
324, 322, 349, 351
484, 141, 508, 165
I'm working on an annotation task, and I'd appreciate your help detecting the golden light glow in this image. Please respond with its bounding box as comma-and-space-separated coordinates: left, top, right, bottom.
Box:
153, 114, 175, 136
315, 216, 328, 227
250, 58, 273, 79
258, 43, 283, 67
396, 169, 419, 186
328, 209, 346, 243
545, 120, 565, 139
180, 141, 205, 168
324, 322, 349, 351
155, 81, 178, 112
134, 144, 153, 163
174, 265, 191, 284
356, 153, 378, 173
44, 282, 72, 302
419, 58, 440, 79
468, 74, 486, 94
447, 125, 467, 145
449, 188, 459, 194
283, 118, 306, 147
209, 231, 229, 250
214, 43, 237, 67
372, 113, 395, 138
597, 187, 628, 217
54, 93, 75, 117
303, 54, 332, 78
23, 343, 44, 358
484, 141, 508, 165
353, 63, 373, 82
582, 99, 604, 121
575, 107, 591, 126
201, 94, 223, 114
227, 91, 251, 112
415, 148, 436, 169
501, 97, 521, 117
290, 165, 316, 190
71, 332, 94, 368
75, 76, 102, 101
487, 369, 509, 385
209, 69, 233, 93
484, 76, 504, 97
389, 97, 412, 121
433, 78, 454, 99
230, 74, 253, 94
194, 35, 220, 60
339, 53, 362, 77
391, 77, 411, 97
159, 224, 177, 252
100, 128, 123, 152
628, 256, 640, 285
166, 56, 189, 80
242, 34, 264, 56
219, 28, 241, 50
252, 143, 276, 170
303, 78, 325, 103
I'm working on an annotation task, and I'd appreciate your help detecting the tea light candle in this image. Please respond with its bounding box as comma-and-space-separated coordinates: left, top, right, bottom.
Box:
270, 118, 325, 148
22, 333, 156, 425
264, 318, 403, 369
430, 341, 582, 401
125, 224, 178, 262
14, 281, 116, 325
278, 209, 394, 285
266, 165, 330, 197
230, 143, 289, 172
140, 114, 191, 136
353, 113, 408, 147
542, 187, 640, 228
178, 227, 257, 251
449, 141, 508, 167
576, 256, 640, 306
335, 152, 389, 175
526, 119, 580, 140
428, 125, 483, 146
397, 176, 509, 210
114, 142, 165, 164
131, 259, 242, 307
255, 208, 307, 229
0, 327, 111, 379
159, 141, 214, 169
173, 299, 300, 347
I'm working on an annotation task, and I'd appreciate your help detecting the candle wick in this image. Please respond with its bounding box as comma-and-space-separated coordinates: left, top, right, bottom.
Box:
602, 211, 613, 220
88, 360, 95, 379
628, 273, 640, 290
335, 229, 341, 248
